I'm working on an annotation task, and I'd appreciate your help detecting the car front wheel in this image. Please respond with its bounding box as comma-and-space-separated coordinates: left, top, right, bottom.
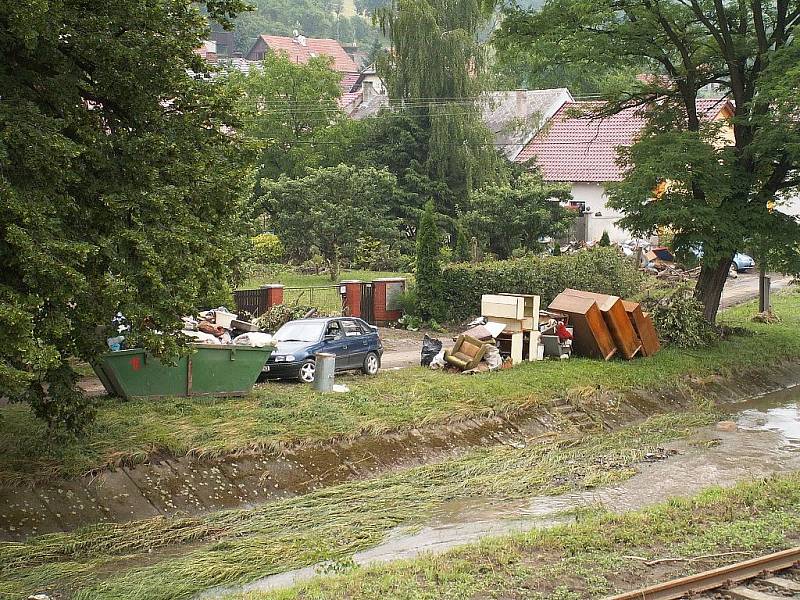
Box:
298, 359, 316, 383
362, 352, 380, 376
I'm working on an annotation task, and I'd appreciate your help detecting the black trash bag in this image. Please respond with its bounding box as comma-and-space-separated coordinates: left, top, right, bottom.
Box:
420, 335, 443, 367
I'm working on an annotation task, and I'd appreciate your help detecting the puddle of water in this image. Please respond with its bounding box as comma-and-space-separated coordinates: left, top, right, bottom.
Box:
199, 386, 800, 598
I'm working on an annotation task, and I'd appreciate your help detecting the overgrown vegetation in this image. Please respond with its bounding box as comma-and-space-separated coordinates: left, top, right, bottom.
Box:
1, 287, 798, 483
440, 248, 643, 322
0, 412, 717, 599
247, 474, 800, 600
414, 200, 444, 321
642, 284, 720, 348
1, 0, 252, 431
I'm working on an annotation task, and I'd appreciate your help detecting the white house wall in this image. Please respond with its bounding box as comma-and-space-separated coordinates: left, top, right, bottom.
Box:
570, 182, 630, 243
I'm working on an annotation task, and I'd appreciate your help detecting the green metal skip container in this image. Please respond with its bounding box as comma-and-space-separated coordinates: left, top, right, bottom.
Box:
93, 344, 274, 399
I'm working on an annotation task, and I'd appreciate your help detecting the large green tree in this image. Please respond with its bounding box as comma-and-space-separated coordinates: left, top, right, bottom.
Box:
262, 165, 401, 280
463, 171, 574, 259
377, 0, 505, 214
228, 53, 344, 188
1, 0, 251, 430
499, 0, 800, 322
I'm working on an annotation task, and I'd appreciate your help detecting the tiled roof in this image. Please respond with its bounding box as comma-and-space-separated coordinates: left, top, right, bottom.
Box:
516, 99, 732, 182
482, 89, 574, 161
339, 72, 360, 94
259, 35, 359, 73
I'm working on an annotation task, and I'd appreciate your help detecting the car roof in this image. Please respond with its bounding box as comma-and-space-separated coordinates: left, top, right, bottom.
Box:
292, 317, 357, 323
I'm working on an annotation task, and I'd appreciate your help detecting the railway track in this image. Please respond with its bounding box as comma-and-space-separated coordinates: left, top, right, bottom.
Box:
605, 547, 800, 600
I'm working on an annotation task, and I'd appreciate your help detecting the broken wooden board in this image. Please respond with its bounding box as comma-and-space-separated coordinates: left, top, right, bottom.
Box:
548, 294, 617, 361
562, 289, 642, 359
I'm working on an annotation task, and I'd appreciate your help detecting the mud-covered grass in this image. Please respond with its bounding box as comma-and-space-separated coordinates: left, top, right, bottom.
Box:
0, 412, 714, 600
237, 474, 800, 600
2, 287, 799, 483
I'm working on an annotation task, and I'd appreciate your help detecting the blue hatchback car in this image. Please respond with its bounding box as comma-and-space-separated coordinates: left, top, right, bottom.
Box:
262, 317, 383, 383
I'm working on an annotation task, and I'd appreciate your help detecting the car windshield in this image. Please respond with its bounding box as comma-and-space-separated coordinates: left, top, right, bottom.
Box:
274, 321, 325, 343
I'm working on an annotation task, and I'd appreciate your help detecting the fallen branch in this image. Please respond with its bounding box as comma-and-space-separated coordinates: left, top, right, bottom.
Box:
622, 550, 754, 566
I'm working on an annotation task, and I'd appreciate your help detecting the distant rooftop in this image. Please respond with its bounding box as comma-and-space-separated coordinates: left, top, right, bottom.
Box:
249, 34, 359, 73
516, 98, 734, 182
482, 89, 574, 161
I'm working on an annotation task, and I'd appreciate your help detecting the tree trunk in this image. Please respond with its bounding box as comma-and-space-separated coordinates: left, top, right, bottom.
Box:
329, 246, 340, 282
695, 254, 733, 323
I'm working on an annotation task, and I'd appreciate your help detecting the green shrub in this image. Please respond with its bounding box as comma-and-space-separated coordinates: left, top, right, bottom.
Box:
641, 285, 720, 348
454, 226, 472, 262
439, 247, 643, 322
254, 304, 330, 333
599, 230, 611, 247
416, 201, 443, 321
251, 233, 285, 264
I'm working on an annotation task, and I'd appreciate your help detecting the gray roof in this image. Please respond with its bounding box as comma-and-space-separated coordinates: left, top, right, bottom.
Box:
481, 89, 574, 160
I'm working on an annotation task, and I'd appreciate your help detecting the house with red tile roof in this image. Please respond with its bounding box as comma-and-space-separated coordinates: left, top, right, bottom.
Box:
246, 34, 359, 73
515, 99, 735, 242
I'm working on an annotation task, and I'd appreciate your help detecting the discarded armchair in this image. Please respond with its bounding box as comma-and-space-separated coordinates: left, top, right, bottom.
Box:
444, 334, 489, 371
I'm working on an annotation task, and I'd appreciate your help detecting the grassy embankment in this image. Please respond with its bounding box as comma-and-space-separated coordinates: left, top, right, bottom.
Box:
1, 412, 720, 599
245, 474, 800, 600
1, 286, 799, 484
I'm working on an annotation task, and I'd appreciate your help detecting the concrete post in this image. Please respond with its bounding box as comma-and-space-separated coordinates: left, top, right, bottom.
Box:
262, 284, 284, 310
341, 280, 363, 318
371, 278, 406, 325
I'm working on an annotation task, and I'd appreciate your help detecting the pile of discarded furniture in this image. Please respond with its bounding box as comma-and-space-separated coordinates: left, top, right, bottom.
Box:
427, 293, 578, 374
548, 289, 660, 360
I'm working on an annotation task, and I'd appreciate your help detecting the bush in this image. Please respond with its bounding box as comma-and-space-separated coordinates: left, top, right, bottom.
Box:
439, 247, 643, 322
254, 304, 330, 333
251, 233, 285, 264
599, 230, 611, 247
641, 285, 720, 348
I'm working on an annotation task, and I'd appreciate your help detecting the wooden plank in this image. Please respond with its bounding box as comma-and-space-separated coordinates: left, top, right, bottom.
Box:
548, 294, 617, 361
622, 300, 661, 357
563, 290, 642, 359
727, 586, 785, 600
763, 576, 800, 592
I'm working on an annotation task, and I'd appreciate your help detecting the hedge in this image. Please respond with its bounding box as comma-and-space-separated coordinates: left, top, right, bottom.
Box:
440, 248, 643, 322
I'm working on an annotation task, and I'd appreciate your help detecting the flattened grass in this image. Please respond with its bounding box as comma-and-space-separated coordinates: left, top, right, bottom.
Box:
0, 412, 713, 600
2, 288, 799, 483
242, 474, 800, 600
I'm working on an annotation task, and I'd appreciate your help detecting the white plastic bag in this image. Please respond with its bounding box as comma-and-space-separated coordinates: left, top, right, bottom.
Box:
233, 332, 274, 347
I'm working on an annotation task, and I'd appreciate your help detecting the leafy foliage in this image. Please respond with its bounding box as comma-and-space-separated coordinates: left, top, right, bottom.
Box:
415, 201, 444, 321
439, 248, 643, 322
263, 165, 401, 280
499, 0, 800, 322
228, 53, 344, 186
254, 304, 325, 333
599, 231, 611, 247
1, 0, 251, 430
377, 0, 505, 205
463, 171, 574, 259
454, 225, 472, 262
251, 233, 285, 264
642, 286, 720, 349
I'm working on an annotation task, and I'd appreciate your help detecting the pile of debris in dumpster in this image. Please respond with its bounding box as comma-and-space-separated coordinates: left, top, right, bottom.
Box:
424, 289, 661, 373
106, 308, 274, 352
181, 308, 274, 347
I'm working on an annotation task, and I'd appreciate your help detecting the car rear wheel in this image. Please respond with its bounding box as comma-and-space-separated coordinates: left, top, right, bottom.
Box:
298, 359, 316, 383
362, 352, 380, 376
